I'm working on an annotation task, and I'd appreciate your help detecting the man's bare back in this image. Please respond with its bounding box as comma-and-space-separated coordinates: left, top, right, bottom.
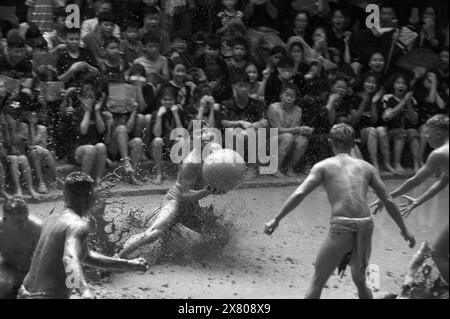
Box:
0, 215, 41, 272
316, 154, 374, 219
22, 210, 88, 298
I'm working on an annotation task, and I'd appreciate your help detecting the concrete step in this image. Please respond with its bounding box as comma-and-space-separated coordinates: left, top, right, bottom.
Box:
3, 170, 416, 205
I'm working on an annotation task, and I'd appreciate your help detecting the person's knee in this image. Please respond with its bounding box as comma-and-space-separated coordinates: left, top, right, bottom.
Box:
407, 129, 419, 142
279, 133, 294, 145
393, 129, 407, 141
151, 137, 164, 149
18, 155, 29, 165
129, 137, 143, 149
367, 127, 377, 139
115, 125, 128, 135
294, 135, 309, 147
376, 127, 387, 139
75, 145, 96, 163
95, 143, 107, 155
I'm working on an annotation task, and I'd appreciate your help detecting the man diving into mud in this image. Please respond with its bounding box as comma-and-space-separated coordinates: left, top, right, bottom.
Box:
0, 198, 41, 299
372, 114, 449, 297
118, 121, 225, 259
19, 172, 147, 299
265, 123, 416, 299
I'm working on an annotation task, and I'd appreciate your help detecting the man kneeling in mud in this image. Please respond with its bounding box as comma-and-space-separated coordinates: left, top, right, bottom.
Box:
118, 121, 225, 259
265, 123, 416, 299
19, 172, 147, 299
0, 198, 41, 299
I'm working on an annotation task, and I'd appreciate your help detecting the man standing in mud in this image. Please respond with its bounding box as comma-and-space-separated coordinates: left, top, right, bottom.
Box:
118, 121, 225, 259
372, 114, 449, 294
0, 198, 41, 299
265, 123, 416, 299
19, 172, 147, 299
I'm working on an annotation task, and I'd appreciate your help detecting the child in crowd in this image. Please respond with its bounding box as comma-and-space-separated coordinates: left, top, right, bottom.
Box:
216, 0, 244, 34
56, 27, 98, 89
227, 36, 251, 84
168, 31, 194, 69
120, 20, 144, 68
98, 37, 126, 90
134, 33, 170, 86
139, 6, 170, 55
150, 85, 188, 185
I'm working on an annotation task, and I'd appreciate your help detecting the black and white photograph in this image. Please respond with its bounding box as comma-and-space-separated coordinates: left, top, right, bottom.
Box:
0, 0, 448, 303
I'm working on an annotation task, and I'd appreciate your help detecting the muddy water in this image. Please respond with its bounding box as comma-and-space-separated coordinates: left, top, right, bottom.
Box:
24, 179, 448, 299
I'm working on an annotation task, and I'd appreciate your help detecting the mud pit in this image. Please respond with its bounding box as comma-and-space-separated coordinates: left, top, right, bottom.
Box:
24, 180, 448, 299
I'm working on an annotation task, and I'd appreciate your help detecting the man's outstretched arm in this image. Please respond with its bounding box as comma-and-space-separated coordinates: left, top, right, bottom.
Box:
390, 152, 442, 199
369, 168, 416, 248
84, 251, 147, 272
400, 173, 449, 218
265, 164, 323, 234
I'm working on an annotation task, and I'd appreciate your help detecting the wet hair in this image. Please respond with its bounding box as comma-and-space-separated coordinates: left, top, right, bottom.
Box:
3, 197, 28, 215
277, 56, 295, 69
329, 123, 355, 148
425, 114, 449, 132
64, 172, 95, 213
281, 83, 299, 96
205, 34, 221, 50
6, 29, 25, 48
98, 11, 115, 25
270, 45, 286, 57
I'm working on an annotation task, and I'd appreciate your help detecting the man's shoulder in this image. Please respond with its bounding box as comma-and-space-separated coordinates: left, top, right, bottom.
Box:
430, 146, 449, 163
29, 214, 43, 228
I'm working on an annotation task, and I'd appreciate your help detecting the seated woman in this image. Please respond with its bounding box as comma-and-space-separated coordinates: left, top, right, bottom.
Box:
58, 78, 107, 185
350, 72, 385, 172
267, 83, 313, 178
380, 74, 421, 175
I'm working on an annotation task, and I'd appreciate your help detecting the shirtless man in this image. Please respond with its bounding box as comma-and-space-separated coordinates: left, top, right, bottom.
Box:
0, 198, 41, 299
118, 121, 225, 259
264, 123, 416, 299
372, 114, 449, 289
19, 172, 147, 299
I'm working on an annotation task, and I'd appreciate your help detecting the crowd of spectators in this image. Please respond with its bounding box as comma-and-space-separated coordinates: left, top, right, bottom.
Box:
0, 0, 448, 200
